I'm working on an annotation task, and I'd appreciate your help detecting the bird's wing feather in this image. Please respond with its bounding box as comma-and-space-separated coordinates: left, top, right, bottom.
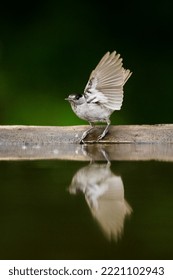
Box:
84, 51, 132, 111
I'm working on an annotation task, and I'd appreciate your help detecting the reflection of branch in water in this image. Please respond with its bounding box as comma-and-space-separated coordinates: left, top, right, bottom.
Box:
69, 162, 132, 241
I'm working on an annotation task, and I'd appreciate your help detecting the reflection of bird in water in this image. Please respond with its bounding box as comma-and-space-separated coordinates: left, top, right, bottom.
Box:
69, 162, 132, 241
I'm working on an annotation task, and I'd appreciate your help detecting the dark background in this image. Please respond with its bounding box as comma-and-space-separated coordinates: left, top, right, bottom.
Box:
0, 0, 172, 126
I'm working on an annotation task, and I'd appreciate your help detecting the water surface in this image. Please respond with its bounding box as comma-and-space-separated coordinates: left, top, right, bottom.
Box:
0, 158, 173, 260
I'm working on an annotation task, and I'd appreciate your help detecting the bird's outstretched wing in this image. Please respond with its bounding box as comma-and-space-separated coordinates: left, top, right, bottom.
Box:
84, 51, 132, 111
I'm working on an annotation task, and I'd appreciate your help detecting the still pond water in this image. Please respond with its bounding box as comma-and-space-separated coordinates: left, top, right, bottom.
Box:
0, 157, 173, 260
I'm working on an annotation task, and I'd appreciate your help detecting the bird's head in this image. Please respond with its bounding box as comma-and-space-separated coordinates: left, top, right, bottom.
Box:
65, 94, 84, 105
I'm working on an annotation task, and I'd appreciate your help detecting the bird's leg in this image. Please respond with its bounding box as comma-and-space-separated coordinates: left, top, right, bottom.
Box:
81, 145, 94, 163
80, 122, 95, 144
97, 120, 110, 142
100, 148, 111, 165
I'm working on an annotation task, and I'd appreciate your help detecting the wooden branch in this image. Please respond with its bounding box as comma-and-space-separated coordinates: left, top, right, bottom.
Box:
0, 125, 173, 161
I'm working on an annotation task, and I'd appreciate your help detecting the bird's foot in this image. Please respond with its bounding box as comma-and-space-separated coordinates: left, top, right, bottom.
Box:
80, 138, 85, 144
79, 125, 95, 144
80, 138, 96, 144
96, 123, 110, 142
96, 133, 106, 142
81, 132, 107, 143
79, 131, 88, 144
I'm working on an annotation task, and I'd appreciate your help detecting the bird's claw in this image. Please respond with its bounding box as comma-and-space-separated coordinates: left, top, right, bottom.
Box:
80, 138, 85, 144
80, 128, 107, 143
80, 134, 104, 144
96, 134, 104, 142
80, 138, 96, 144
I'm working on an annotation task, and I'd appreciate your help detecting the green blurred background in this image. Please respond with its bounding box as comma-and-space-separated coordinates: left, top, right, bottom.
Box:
0, 0, 172, 126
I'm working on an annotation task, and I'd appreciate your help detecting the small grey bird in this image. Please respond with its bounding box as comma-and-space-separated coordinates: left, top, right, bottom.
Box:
66, 51, 132, 143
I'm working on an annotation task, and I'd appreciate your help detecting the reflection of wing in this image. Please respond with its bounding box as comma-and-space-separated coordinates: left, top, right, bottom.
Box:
69, 163, 132, 241
84, 51, 132, 111
90, 176, 132, 241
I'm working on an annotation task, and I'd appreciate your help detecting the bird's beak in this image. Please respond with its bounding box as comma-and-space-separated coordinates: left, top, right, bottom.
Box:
65, 97, 73, 102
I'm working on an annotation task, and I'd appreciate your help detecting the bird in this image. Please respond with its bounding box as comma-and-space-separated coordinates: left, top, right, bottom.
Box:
65, 51, 132, 143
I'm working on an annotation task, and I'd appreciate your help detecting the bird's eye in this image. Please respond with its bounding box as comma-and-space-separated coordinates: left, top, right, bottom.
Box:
75, 94, 82, 100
